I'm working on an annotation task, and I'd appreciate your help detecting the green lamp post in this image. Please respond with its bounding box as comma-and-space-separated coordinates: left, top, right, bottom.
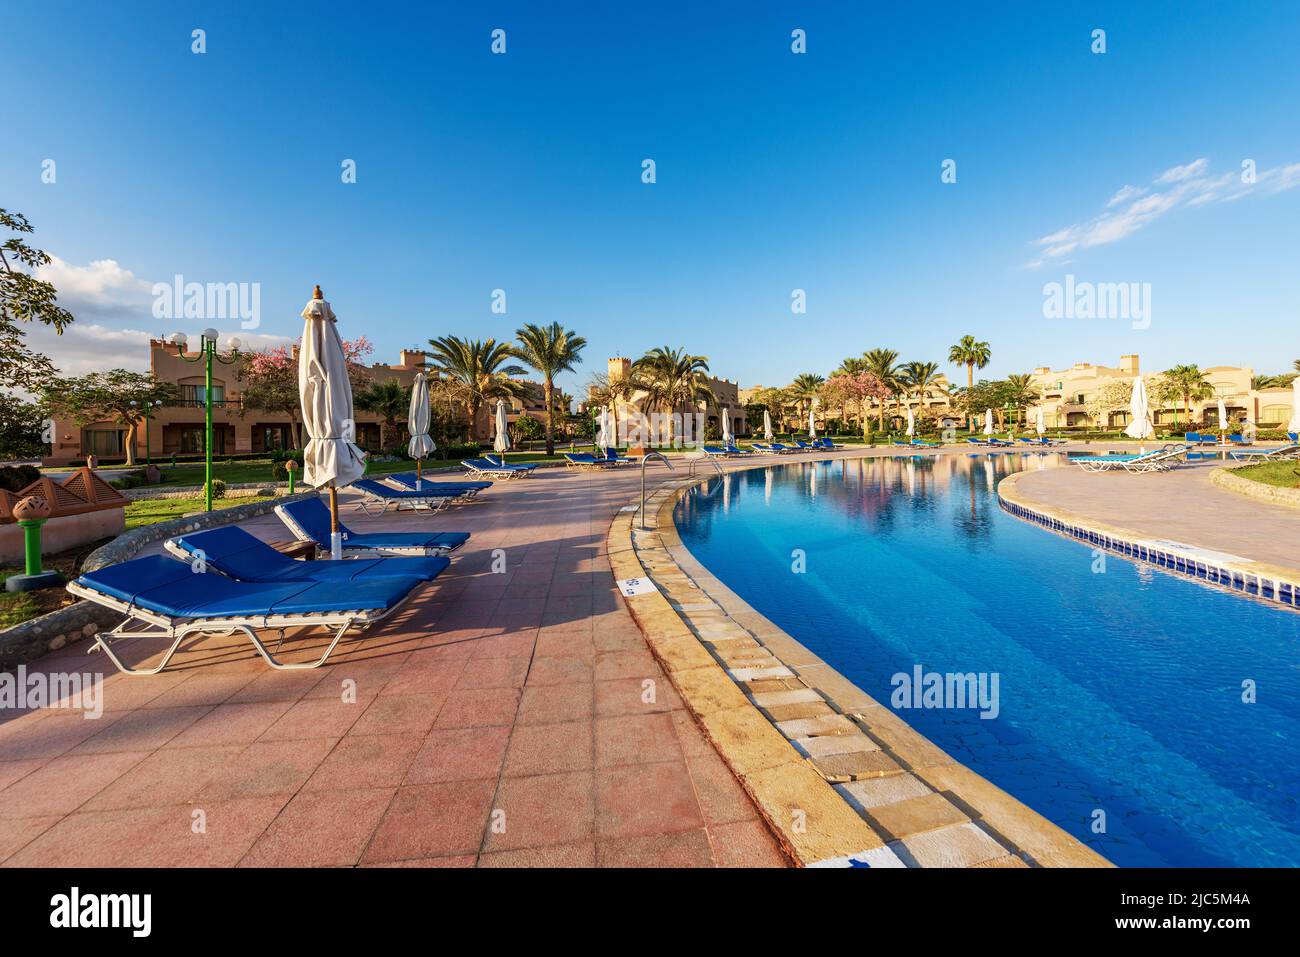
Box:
4, 497, 63, 592
170, 329, 240, 511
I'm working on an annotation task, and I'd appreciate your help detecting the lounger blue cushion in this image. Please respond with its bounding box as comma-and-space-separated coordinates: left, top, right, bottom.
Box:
77, 555, 420, 618
170, 526, 450, 583
277, 497, 470, 554
355, 478, 462, 500
386, 472, 492, 492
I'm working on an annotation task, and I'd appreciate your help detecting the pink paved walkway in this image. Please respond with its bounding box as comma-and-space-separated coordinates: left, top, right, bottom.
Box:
0, 464, 791, 867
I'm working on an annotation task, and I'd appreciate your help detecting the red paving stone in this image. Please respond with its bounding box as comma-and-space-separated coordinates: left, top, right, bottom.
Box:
0, 467, 790, 867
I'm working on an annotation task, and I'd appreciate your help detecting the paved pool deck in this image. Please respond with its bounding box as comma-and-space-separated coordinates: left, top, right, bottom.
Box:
0, 464, 797, 867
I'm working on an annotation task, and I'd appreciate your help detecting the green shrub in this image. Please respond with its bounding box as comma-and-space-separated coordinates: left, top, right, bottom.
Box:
210, 479, 227, 499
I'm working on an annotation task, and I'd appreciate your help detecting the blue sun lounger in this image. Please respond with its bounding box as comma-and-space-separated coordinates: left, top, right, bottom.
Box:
165, 525, 451, 584
276, 496, 470, 557
384, 472, 492, 497
463, 458, 530, 479
484, 454, 537, 472
68, 554, 425, 674
352, 478, 466, 515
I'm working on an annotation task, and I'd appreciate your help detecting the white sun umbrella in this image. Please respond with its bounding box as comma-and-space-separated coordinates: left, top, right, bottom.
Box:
1035, 406, 1046, 436
493, 399, 512, 459
1124, 376, 1154, 441
906, 407, 915, 439
595, 406, 612, 451
1288, 378, 1300, 433
299, 286, 366, 559
407, 372, 436, 489
721, 407, 733, 447
983, 408, 995, 436
762, 409, 774, 442
808, 399, 818, 440
1217, 397, 1228, 437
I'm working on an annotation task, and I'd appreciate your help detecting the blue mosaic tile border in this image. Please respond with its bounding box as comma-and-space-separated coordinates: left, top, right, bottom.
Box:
998, 494, 1300, 609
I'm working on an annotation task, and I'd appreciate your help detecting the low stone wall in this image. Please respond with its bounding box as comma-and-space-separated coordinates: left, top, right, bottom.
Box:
82, 490, 317, 572
0, 508, 125, 564
1211, 465, 1300, 509
0, 600, 125, 671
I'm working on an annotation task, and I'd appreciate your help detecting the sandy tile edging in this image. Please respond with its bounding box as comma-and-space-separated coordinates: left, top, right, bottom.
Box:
999, 471, 1300, 608
606, 464, 1110, 868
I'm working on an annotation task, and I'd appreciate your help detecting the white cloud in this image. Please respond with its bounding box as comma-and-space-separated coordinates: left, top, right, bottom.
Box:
1025, 158, 1300, 267
22, 322, 288, 378
31, 256, 154, 316
1155, 158, 1208, 183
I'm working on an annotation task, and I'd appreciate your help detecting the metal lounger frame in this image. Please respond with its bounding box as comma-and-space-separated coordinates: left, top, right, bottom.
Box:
66, 580, 417, 675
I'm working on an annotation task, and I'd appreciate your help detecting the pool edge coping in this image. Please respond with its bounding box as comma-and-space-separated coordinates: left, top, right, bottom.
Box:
998, 470, 1300, 607
606, 455, 1111, 869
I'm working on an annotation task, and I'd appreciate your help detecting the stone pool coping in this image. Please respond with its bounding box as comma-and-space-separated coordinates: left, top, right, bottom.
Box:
606, 457, 1110, 868
999, 470, 1300, 609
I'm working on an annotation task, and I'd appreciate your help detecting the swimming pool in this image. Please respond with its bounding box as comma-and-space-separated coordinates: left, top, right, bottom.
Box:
673, 453, 1300, 867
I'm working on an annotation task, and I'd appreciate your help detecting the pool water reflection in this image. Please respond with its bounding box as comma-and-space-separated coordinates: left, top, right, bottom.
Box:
673, 453, 1300, 867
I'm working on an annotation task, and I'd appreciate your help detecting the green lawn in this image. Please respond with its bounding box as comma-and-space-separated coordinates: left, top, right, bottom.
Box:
124, 496, 249, 529
1231, 461, 1300, 489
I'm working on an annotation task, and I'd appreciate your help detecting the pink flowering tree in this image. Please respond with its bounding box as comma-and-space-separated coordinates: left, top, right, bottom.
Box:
239, 336, 373, 450
821, 371, 890, 438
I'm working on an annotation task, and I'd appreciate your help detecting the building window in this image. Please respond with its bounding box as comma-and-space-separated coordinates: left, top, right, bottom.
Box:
179, 383, 225, 407
83, 429, 124, 457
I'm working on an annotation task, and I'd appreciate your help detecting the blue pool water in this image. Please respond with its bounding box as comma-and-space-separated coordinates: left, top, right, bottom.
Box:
673, 454, 1300, 867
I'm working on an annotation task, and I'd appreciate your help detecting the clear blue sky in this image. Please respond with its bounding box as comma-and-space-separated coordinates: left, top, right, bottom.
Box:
5, 1, 1299, 396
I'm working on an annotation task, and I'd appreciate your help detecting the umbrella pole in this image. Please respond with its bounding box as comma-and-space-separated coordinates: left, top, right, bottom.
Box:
328, 486, 341, 560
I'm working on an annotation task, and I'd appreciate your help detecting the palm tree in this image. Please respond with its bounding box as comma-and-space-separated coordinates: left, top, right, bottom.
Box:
833, 357, 870, 429
512, 322, 587, 454
426, 336, 528, 441
789, 373, 826, 431
898, 361, 944, 406
863, 348, 901, 431
355, 378, 411, 450
1163, 364, 1214, 428
632, 346, 715, 445
948, 336, 991, 430
1003, 373, 1038, 431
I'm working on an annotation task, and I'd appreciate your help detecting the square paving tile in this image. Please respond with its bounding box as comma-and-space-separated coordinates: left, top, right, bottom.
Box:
517, 684, 594, 726
405, 726, 511, 785
349, 693, 444, 737
239, 788, 396, 867
504, 721, 593, 777
482, 770, 595, 853
197, 737, 336, 801
595, 713, 681, 768
165, 700, 294, 748
597, 828, 714, 867
0, 750, 148, 819
595, 761, 703, 839
302, 733, 424, 792
433, 688, 520, 729
84, 745, 244, 811
362, 780, 496, 863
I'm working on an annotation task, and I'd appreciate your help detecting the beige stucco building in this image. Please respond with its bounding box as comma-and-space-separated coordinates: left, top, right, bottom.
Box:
1027, 354, 1294, 429
597, 357, 749, 438
43, 342, 550, 465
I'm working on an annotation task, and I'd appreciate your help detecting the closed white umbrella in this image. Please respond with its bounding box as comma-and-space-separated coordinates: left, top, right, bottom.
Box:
906, 407, 915, 439
721, 407, 733, 446
595, 406, 612, 450
1288, 378, 1300, 433
493, 399, 512, 457
1217, 397, 1228, 437
1124, 376, 1154, 440
762, 409, 774, 442
1035, 406, 1046, 436
983, 408, 994, 436
407, 371, 436, 489
299, 286, 366, 559
808, 399, 818, 440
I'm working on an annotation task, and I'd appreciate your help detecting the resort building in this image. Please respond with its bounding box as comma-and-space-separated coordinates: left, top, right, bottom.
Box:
42, 341, 549, 465
596, 357, 750, 439
1026, 355, 1294, 429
